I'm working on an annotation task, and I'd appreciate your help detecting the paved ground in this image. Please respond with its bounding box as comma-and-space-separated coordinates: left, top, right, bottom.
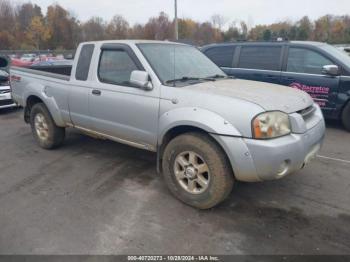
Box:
0, 108, 349, 255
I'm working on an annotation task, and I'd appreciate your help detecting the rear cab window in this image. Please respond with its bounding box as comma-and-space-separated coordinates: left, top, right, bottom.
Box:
204, 46, 235, 68
238, 45, 283, 71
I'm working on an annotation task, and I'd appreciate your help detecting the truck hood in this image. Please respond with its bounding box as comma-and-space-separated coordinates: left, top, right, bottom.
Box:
184, 79, 313, 113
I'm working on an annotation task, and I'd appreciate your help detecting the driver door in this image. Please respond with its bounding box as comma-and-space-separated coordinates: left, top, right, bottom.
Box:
89, 44, 160, 150
281, 47, 340, 111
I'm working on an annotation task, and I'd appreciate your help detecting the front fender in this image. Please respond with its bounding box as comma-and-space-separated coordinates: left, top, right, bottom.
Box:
158, 107, 242, 144
23, 84, 65, 127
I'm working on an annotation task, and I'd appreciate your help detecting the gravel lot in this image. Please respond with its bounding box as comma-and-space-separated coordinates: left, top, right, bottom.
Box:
0, 107, 349, 255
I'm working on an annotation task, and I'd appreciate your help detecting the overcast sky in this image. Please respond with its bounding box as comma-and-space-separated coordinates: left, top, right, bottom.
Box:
24, 0, 350, 26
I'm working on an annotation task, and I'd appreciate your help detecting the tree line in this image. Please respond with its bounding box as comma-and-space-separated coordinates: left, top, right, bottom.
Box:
1, 0, 350, 50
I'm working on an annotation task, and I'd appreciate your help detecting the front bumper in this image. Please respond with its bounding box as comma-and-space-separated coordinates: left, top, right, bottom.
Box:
213, 118, 326, 182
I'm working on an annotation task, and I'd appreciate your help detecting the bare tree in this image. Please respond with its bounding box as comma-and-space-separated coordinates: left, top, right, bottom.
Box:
106, 15, 130, 39
211, 14, 228, 31
81, 17, 107, 42
0, 0, 16, 31
144, 12, 173, 40
129, 23, 145, 39
16, 2, 42, 31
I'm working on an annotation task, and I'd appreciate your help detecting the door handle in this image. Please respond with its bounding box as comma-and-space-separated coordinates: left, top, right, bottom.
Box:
92, 89, 101, 96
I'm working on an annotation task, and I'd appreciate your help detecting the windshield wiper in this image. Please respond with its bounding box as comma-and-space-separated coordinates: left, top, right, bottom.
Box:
205, 74, 233, 80
166, 77, 200, 84
207, 74, 226, 79
165, 76, 216, 85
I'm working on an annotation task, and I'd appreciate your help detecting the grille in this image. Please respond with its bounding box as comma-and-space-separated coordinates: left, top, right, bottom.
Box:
0, 99, 13, 106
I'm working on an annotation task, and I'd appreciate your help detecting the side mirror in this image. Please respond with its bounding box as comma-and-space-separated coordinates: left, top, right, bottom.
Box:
130, 70, 153, 90
322, 65, 340, 76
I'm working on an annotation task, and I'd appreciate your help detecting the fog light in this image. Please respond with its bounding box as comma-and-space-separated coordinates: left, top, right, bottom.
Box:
276, 160, 290, 177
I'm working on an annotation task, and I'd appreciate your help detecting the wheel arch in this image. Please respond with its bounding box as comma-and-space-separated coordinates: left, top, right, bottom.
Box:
158, 107, 242, 143
340, 97, 350, 131
24, 95, 44, 123
341, 97, 350, 115
157, 107, 242, 174
157, 124, 236, 177
24, 94, 65, 127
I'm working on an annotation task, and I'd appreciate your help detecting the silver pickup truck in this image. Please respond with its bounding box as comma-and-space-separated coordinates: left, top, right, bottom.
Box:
10, 40, 326, 209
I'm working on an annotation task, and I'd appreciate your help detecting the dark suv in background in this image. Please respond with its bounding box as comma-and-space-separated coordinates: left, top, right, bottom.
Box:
201, 41, 350, 131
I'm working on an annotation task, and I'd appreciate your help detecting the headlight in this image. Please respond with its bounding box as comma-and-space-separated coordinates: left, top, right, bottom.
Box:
252, 111, 291, 139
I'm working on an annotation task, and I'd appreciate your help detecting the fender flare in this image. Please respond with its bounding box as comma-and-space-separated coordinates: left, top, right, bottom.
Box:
158, 107, 242, 145
23, 84, 65, 127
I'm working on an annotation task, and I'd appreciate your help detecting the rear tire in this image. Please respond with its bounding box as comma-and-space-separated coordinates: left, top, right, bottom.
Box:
342, 102, 350, 132
30, 103, 65, 149
162, 132, 234, 209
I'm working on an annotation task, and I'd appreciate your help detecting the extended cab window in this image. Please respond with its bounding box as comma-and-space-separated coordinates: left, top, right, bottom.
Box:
75, 44, 95, 81
287, 48, 333, 75
98, 49, 139, 86
238, 46, 282, 71
205, 46, 235, 67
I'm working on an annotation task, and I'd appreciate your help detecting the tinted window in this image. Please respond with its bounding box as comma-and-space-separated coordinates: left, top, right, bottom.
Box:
98, 49, 138, 86
75, 44, 94, 81
319, 44, 350, 68
205, 46, 235, 67
287, 48, 333, 75
238, 46, 282, 71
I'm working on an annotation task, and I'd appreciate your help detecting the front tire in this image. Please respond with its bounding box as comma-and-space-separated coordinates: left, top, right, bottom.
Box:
30, 103, 65, 149
162, 132, 234, 209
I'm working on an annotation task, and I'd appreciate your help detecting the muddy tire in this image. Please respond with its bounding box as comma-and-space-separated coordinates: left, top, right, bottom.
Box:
162, 132, 234, 209
342, 102, 350, 132
29, 103, 65, 149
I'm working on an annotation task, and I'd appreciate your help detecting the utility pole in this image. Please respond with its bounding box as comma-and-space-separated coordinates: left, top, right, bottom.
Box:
174, 0, 178, 40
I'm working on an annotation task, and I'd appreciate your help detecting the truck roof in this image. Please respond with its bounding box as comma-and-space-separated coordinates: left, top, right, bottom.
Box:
290, 41, 325, 46
201, 40, 327, 49
80, 40, 187, 46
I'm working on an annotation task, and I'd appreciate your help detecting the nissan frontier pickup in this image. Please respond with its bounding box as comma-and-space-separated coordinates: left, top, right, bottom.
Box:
10, 40, 326, 209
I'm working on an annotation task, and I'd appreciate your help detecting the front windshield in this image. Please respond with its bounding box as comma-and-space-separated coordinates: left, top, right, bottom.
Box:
137, 43, 226, 86
319, 44, 350, 68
